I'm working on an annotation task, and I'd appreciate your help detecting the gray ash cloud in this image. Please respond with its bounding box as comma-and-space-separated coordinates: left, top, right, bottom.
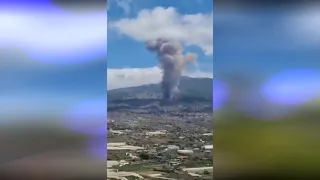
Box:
146, 38, 197, 100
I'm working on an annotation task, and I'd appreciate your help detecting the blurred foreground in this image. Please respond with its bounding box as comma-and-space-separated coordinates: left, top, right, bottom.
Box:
214, 0, 320, 178
214, 101, 320, 179
0, 123, 106, 180
0, 1, 106, 179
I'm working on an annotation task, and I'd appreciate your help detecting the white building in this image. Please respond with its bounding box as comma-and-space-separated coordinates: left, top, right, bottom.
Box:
177, 149, 194, 155
203, 145, 213, 151
202, 132, 213, 136
145, 130, 167, 136
167, 145, 180, 150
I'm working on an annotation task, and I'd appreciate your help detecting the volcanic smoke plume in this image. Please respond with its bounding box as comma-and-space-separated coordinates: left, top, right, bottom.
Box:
146, 38, 197, 100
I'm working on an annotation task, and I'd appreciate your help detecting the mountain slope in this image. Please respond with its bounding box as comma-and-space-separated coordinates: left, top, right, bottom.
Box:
107, 76, 213, 113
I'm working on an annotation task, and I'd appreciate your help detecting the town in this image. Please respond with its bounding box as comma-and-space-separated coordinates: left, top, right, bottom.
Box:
107, 112, 213, 180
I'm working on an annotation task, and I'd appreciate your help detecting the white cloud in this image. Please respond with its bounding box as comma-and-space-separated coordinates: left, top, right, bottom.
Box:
0, 7, 106, 63
107, 66, 212, 90
109, 7, 213, 55
115, 0, 132, 15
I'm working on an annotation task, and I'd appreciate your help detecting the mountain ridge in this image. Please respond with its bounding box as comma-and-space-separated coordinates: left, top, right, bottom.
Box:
107, 76, 213, 113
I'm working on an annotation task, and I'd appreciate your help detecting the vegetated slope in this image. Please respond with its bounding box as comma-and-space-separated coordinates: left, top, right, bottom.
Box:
107, 76, 213, 113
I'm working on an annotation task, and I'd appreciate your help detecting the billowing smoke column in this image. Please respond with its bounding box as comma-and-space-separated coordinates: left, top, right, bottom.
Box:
146, 38, 197, 100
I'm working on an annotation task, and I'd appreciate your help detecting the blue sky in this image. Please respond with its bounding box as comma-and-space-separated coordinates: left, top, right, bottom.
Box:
214, 7, 320, 78
107, 0, 213, 89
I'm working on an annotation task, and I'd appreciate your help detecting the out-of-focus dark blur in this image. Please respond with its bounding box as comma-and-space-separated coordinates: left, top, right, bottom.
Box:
0, 0, 106, 179
214, 0, 320, 179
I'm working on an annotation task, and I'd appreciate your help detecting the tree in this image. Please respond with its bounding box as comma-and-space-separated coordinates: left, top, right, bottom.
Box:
139, 152, 150, 160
